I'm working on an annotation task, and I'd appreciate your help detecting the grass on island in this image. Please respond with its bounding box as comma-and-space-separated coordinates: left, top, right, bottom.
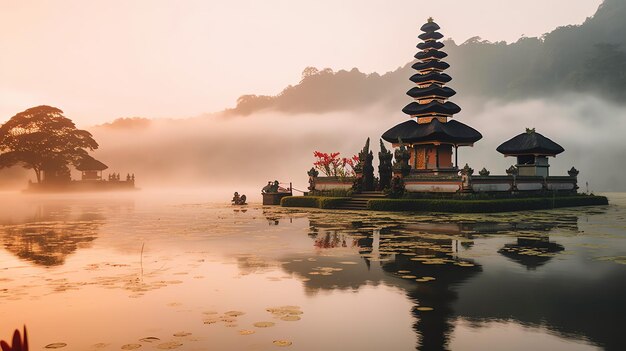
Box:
280, 196, 351, 209
280, 194, 609, 213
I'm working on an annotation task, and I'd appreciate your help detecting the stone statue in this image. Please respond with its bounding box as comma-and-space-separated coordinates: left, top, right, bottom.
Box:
506, 165, 518, 176
460, 164, 474, 192
307, 167, 319, 191
262, 181, 272, 193
360, 138, 375, 191
568, 167, 579, 177
392, 138, 411, 177
378, 139, 393, 190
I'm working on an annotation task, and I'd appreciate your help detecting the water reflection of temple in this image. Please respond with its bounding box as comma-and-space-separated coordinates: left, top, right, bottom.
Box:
273, 206, 626, 351
282, 218, 482, 350
498, 236, 565, 270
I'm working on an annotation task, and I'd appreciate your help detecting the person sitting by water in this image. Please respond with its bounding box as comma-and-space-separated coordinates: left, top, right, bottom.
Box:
232, 192, 247, 205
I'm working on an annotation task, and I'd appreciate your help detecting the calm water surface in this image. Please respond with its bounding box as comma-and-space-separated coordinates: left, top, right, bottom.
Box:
0, 191, 624, 351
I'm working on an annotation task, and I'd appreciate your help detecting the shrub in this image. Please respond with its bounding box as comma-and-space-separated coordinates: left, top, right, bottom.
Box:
367, 195, 608, 213
280, 196, 350, 209
280, 196, 320, 208
318, 197, 350, 209
310, 189, 353, 197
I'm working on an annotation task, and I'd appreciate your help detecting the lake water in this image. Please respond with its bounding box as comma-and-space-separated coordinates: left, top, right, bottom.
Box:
0, 191, 624, 351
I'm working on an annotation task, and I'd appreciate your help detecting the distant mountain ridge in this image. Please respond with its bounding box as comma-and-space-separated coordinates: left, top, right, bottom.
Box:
225, 0, 626, 116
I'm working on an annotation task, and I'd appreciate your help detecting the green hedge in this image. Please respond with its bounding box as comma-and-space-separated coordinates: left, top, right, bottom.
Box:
367, 195, 609, 213
280, 196, 350, 209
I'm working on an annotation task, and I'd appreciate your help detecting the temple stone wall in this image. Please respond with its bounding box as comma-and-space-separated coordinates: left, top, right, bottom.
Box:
405, 181, 461, 193
314, 177, 354, 191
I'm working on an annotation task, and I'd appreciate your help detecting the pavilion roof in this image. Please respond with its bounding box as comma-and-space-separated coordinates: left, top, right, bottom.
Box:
382, 118, 482, 144
402, 100, 461, 116
410, 72, 452, 84
76, 155, 108, 171
406, 85, 456, 99
417, 41, 444, 50
418, 31, 444, 41
420, 20, 441, 33
415, 49, 448, 60
496, 129, 564, 156
411, 60, 450, 72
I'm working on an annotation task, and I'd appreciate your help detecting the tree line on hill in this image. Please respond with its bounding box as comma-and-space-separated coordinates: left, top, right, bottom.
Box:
225, 0, 626, 116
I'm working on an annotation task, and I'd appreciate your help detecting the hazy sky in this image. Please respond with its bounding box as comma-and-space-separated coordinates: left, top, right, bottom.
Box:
0, 0, 603, 125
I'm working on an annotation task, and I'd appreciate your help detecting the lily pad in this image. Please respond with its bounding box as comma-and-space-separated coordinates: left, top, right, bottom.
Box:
45, 343, 67, 349
156, 342, 183, 350
254, 321, 276, 328
139, 337, 160, 343
121, 344, 142, 350
273, 340, 293, 347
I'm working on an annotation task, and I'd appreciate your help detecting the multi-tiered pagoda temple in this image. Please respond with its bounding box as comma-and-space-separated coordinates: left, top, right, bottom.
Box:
382, 18, 482, 175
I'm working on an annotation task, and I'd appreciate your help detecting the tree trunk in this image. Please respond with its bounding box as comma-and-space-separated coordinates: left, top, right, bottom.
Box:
34, 168, 41, 183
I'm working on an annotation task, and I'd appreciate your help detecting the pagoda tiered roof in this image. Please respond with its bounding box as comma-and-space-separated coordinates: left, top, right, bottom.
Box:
411, 60, 450, 71
417, 41, 444, 50
406, 85, 456, 99
497, 129, 564, 156
409, 72, 452, 84
402, 101, 461, 116
382, 18, 482, 146
418, 31, 443, 41
382, 118, 482, 145
415, 49, 448, 60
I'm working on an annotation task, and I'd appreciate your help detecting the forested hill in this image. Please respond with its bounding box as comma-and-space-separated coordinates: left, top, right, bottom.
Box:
226, 0, 626, 116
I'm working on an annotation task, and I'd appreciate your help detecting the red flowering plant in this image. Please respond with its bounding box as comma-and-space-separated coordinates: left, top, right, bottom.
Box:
1, 326, 28, 351
313, 151, 359, 179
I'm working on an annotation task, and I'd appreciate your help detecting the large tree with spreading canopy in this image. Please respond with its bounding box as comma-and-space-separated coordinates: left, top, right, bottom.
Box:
0, 105, 99, 183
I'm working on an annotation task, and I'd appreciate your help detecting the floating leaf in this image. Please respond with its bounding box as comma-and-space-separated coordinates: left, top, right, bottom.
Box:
239, 330, 255, 335
254, 321, 276, 328
45, 343, 68, 349
121, 344, 142, 350
273, 340, 293, 347
225, 311, 245, 317
280, 315, 301, 321
156, 342, 183, 350
172, 332, 191, 337
139, 337, 160, 343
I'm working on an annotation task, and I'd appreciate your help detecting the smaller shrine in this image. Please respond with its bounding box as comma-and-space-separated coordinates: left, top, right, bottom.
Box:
497, 128, 564, 177
76, 155, 108, 180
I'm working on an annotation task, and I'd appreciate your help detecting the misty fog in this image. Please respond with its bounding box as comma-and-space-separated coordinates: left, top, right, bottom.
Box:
1, 94, 623, 201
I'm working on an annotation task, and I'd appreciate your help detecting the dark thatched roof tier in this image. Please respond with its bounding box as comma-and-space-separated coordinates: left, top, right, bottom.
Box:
402, 101, 461, 116
407, 85, 456, 99
420, 21, 441, 32
410, 72, 452, 84
76, 155, 108, 171
417, 41, 444, 50
382, 118, 483, 144
415, 49, 448, 60
411, 60, 450, 71
418, 31, 444, 41
497, 130, 564, 156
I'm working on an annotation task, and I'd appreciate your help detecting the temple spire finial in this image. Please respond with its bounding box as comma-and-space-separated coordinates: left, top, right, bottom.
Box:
427, 17, 434, 23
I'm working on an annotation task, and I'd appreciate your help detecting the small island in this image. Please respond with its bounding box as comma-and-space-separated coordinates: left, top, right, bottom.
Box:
282, 18, 608, 212
0, 105, 136, 192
